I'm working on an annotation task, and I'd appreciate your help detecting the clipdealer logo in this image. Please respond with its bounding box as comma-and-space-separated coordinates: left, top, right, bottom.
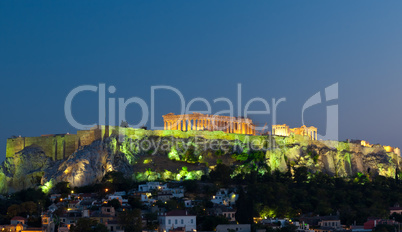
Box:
64, 83, 338, 141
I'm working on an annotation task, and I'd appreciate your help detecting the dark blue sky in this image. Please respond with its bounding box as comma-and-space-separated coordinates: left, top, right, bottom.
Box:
1, 1, 402, 162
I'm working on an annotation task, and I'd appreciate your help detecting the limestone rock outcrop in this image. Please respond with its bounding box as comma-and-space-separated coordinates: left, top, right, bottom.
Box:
0, 133, 400, 194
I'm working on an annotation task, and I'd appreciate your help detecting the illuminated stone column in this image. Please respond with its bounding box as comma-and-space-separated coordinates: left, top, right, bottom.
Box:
211, 119, 214, 131
164, 121, 167, 130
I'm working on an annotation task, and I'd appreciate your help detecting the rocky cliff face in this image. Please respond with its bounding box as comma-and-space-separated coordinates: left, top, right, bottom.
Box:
0, 146, 54, 193
0, 134, 400, 194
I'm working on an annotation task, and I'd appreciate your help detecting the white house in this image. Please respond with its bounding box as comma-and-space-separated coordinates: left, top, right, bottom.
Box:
140, 192, 157, 206
318, 219, 341, 229
170, 187, 185, 198
107, 195, 129, 206
216, 224, 251, 232
211, 191, 238, 206
139, 182, 168, 192
159, 210, 196, 232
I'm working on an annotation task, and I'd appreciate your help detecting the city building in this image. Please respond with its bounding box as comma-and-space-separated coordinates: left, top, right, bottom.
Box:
159, 210, 196, 232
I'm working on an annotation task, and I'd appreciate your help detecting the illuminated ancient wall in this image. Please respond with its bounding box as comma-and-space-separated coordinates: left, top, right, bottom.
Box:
272, 124, 318, 140
162, 112, 256, 135
6, 125, 117, 161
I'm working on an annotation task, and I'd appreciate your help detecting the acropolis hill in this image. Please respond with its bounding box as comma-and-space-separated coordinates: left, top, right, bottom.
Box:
1, 113, 401, 193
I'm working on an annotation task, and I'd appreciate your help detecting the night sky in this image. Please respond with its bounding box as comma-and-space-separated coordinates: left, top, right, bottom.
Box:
1, 1, 402, 162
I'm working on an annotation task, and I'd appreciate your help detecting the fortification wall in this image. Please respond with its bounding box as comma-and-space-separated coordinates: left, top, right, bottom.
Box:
6, 125, 401, 161
6, 134, 83, 161
6, 137, 25, 158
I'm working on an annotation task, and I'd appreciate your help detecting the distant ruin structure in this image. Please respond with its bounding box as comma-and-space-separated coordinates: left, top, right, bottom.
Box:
272, 124, 318, 140
162, 112, 256, 135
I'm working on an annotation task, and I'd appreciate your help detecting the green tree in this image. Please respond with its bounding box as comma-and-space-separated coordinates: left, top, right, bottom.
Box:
54, 182, 71, 194
118, 209, 143, 232
70, 218, 108, 232
107, 199, 122, 210
235, 188, 253, 224
198, 215, 229, 231
21, 201, 37, 215
7, 204, 20, 218
209, 164, 232, 185
144, 212, 159, 230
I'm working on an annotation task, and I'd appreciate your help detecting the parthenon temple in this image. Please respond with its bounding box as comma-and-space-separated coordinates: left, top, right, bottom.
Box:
162, 113, 256, 135
272, 124, 318, 140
